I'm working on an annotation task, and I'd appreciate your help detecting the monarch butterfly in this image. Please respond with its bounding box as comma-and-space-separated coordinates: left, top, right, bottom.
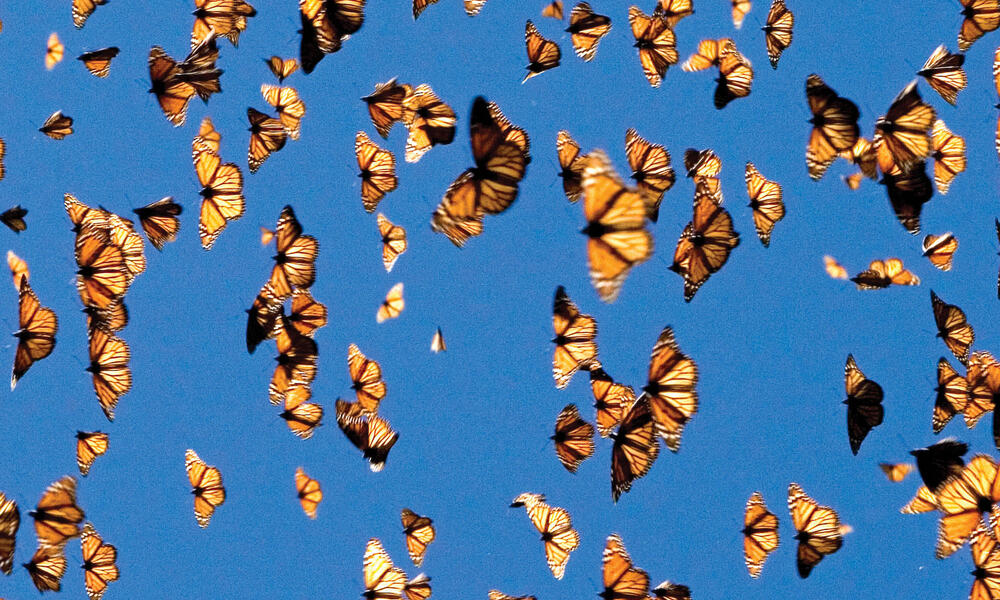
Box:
644, 326, 698, 452
39, 110, 73, 139
969, 526, 1000, 599
402, 573, 431, 600
75, 431, 108, 476
510, 492, 546, 508
557, 130, 586, 203
844, 354, 884, 455
931, 291, 974, 365
148, 47, 196, 126
294, 467, 322, 518
132, 197, 182, 251
348, 343, 386, 414
552, 286, 600, 389
73, 0, 108, 28
911, 439, 967, 492
542, 0, 563, 19
377, 282, 404, 323
105, 214, 145, 280
516, 496, 579, 579
581, 151, 653, 303
86, 326, 131, 420
880, 161, 932, 235
430, 173, 484, 247
265, 56, 299, 82
269, 205, 319, 299
683, 148, 722, 196
261, 84, 306, 140
611, 394, 659, 501
362, 538, 407, 600
24, 545, 66, 592
680, 38, 732, 72
195, 149, 244, 250
298, 0, 338, 74
431, 327, 446, 353
788, 483, 845, 578
879, 463, 913, 483
901, 485, 938, 514
401, 508, 435, 567
590, 367, 633, 437
840, 136, 878, 179
524, 20, 560, 83
465, 0, 487, 15
551, 404, 595, 473
670, 183, 740, 302
625, 128, 674, 222
732, 0, 751, 28
842, 172, 863, 190
930, 119, 965, 195
805, 74, 860, 180
80, 522, 118, 600
357, 132, 398, 213
269, 316, 318, 405
714, 42, 753, 109
192, 116, 221, 158
30, 476, 84, 548
762, 0, 793, 68
600, 534, 648, 600
0, 492, 17, 575
966, 352, 998, 428
490, 592, 535, 600
743, 491, 779, 578
83, 298, 128, 335
176, 33, 223, 102
850, 258, 920, 289
377, 214, 407, 272
8, 251, 29, 291
935, 359, 970, 434
335, 398, 399, 472
185, 449, 225, 528
958, 0, 1000, 51
260, 226, 275, 245
922, 232, 958, 271
45, 33, 64, 70
192, 0, 256, 47
565, 2, 611, 62
875, 81, 936, 172
287, 288, 327, 337
326, 0, 365, 37
657, 0, 693, 27
74, 227, 128, 310
247, 107, 288, 173
917, 45, 966, 106
245, 282, 282, 354
402, 84, 456, 163
628, 6, 677, 88
363, 78, 412, 139
412, 0, 439, 18
77, 46, 119, 78
11, 278, 57, 391
280, 382, 323, 439
935, 454, 1000, 558
744, 162, 784, 247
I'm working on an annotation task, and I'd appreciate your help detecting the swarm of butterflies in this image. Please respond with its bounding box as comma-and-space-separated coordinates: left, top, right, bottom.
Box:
4, 0, 1000, 597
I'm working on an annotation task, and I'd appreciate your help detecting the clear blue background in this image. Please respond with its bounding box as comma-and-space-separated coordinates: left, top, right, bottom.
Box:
0, 0, 997, 598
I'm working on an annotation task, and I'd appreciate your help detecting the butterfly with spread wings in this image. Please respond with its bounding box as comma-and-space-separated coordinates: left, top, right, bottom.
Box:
875, 81, 936, 172
195, 145, 245, 250
24, 545, 66, 592
265, 56, 299, 82
714, 42, 753, 109
46, 33, 64, 70
844, 354, 884, 455
261, 84, 306, 140
362, 538, 407, 600
625, 128, 674, 222
935, 454, 1000, 558
363, 78, 412, 139
805, 74, 859, 180
77, 47, 119, 78
931, 291, 974, 365
11, 278, 57, 391
402, 84, 456, 164
551, 404, 595, 473
590, 367, 633, 437
918, 46, 966, 106
401, 508, 435, 567
850, 258, 920, 289
788, 483, 845, 578
744, 162, 784, 247
629, 7, 677, 88
524, 20, 560, 82
336, 398, 399, 471
743, 491, 779, 578
681, 38, 732, 72
966, 352, 999, 429
348, 343, 386, 414
294, 467, 322, 518
669, 182, 740, 302
133, 197, 182, 251
514, 495, 579, 579
377, 214, 407, 272
269, 316, 318, 405
357, 132, 398, 213
86, 326, 131, 421
930, 120, 965, 195
565, 2, 610, 61
600, 534, 648, 600
280, 383, 323, 439
185, 449, 225, 528
268, 205, 319, 300
376, 282, 404, 323
643, 326, 698, 452
611, 394, 659, 502
30, 475, 84, 548
81, 522, 118, 600
76, 431, 108, 476
958, 0, 1000, 51
248, 107, 288, 173
552, 285, 600, 389
935, 359, 970, 434
557, 130, 586, 203
762, 0, 793, 68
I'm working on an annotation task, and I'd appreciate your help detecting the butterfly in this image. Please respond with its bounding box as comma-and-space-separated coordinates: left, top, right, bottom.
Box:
347, 343, 386, 414
542, 0, 563, 19
280, 382, 323, 439
132, 197, 182, 251
465, 0, 486, 15
335, 398, 399, 471
357, 132, 398, 213
39, 110, 73, 139
184, 449, 226, 528
551, 286, 600, 388
557, 130, 586, 202
581, 150, 653, 303
901, 485, 939, 514
683, 148, 722, 196
268, 316, 318, 405
611, 394, 660, 502
377, 282, 404, 323
265, 56, 299, 82
732, 0, 751, 28
670, 183, 740, 302
81, 522, 118, 600
935, 454, 1000, 558
714, 42, 753, 109
590, 368, 633, 437
430, 327, 446, 353
565, 2, 611, 62
880, 161, 932, 234
850, 258, 920, 289
959, 0, 1000, 51
762, 0, 793, 68
651, 581, 690, 600
30, 475, 85, 548
966, 352, 999, 428
625, 128, 675, 222
103, 214, 145, 280
879, 463, 913, 483
842, 172, 863, 190
657, 0, 693, 27
524, 20, 560, 82
247, 107, 288, 173
970, 526, 1000, 600
516, 496, 579, 579
743, 492, 779, 578
261, 85, 306, 140
918, 46, 966, 106
363, 538, 407, 600
45, 33, 64, 70
628, 6, 677, 88
922, 232, 958, 271
73, 0, 108, 28
377, 214, 407, 272
24, 545, 66, 592
912, 439, 967, 492
363, 78, 412, 139
175, 33, 224, 102
77, 46, 119, 78
805, 74, 860, 180
681, 38, 732, 72
875, 81, 936, 172
744, 162, 784, 247
86, 326, 131, 420
83, 299, 128, 336
401, 508, 435, 567
643, 326, 698, 452
931, 119, 966, 195
600, 534, 648, 600
11, 278, 58, 391
841, 136, 878, 179
147, 47, 197, 126
402, 84, 456, 163
294, 467, 322, 518
192, 0, 256, 47
6, 252, 28, 292
74, 228, 128, 310
844, 354, 884, 455
195, 149, 245, 250
935, 360, 970, 434
931, 291, 975, 365
268, 205, 319, 300
551, 404, 595, 473
192, 116, 221, 157
0, 492, 17, 575
298, 0, 338, 74
287, 288, 327, 338
75, 431, 109, 476
788, 482, 845, 577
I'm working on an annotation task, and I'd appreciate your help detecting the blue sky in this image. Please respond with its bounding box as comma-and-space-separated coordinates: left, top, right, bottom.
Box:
0, 0, 998, 598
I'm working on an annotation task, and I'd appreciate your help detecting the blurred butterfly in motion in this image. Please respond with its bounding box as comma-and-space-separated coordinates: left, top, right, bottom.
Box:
261, 84, 306, 140
363, 78, 412, 139
377, 214, 407, 272
658, 0, 693, 27
148, 47, 196, 126
185, 449, 226, 528
268, 315, 318, 405
874, 81, 936, 172
714, 42, 753, 109
524, 20, 560, 82
628, 6, 677, 88
362, 538, 407, 600
30, 475, 85, 548
842, 172, 863, 190
681, 38, 732, 72
644, 326, 698, 452
192, 116, 221, 156
412, 0, 440, 19
376, 282, 404, 323
133, 197, 182, 251
744, 162, 784, 247
901, 485, 938, 514
431, 327, 446, 353
930, 119, 965, 194
930, 291, 974, 365
878, 463, 913, 483
788, 482, 845, 578
850, 258, 919, 289
958, 0, 1000, 51
805, 74, 859, 180
46, 33, 64, 70
841, 136, 877, 179
191, 0, 256, 47
625, 128, 675, 222
551, 285, 600, 388
39, 110, 74, 139
74, 0, 109, 28
844, 354, 884, 455
879, 159, 932, 234
0, 492, 18, 575
294, 467, 322, 518
917, 46, 966, 106
401, 508, 435, 567
75, 431, 108, 476
24, 545, 66, 592
762, 0, 793, 68
402, 84, 456, 164
600, 533, 648, 600
336, 398, 399, 471
743, 491, 779, 578
651, 581, 691, 600
357, 132, 398, 213
565, 2, 611, 62
77, 47, 119, 78
922, 232, 957, 271
912, 439, 967, 492
542, 0, 563, 19
934, 453, 1000, 558
265, 56, 299, 82
11, 278, 57, 391
684, 148, 721, 196
732, 0, 751, 28
80, 522, 118, 600
247, 107, 288, 173
551, 404, 595, 473
611, 394, 659, 501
